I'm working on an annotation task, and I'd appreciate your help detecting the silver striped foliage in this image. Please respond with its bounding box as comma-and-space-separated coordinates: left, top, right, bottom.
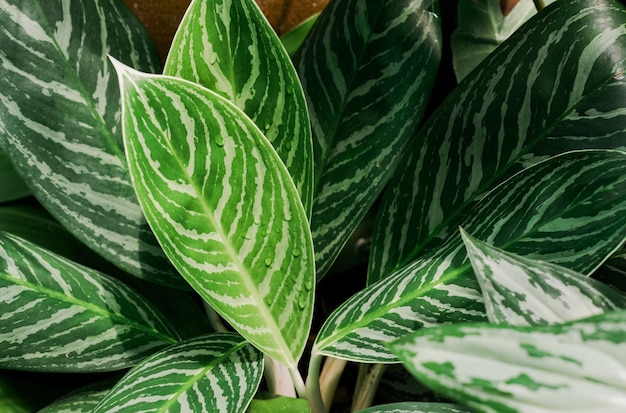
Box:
115, 63, 315, 367
390, 310, 626, 413
164, 0, 313, 216
93, 333, 263, 413
294, 0, 442, 278
451, 0, 557, 81
0, 231, 180, 372
461, 228, 626, 326
0, 0, 182, 287
314, 150, 626, 362
370, 0, 626, 284
0, 149, 29, 202
39, 379, 115, 413
358, 402, 472, 413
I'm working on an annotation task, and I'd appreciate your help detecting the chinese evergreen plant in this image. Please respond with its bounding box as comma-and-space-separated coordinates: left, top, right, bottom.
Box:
1, 0, 626, 412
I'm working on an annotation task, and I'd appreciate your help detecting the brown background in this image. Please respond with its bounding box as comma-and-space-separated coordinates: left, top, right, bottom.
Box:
121, 0, 329, 61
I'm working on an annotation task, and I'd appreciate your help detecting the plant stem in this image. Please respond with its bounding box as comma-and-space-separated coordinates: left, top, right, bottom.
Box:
319, 357, 347, 411
351, 364, 387, 412
304, 352, 327, 413
533, 0, 545, 11
265, 356, 297, 397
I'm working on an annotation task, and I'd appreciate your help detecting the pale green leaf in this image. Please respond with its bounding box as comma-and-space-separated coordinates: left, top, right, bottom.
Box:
390, 310, 626, 413
357, 402, 472, 413
247, 392, 309, 413
280, 13, 319, 57
0, 231, 179, 372
39, 379, 116, 413
461, 228, 626, 326
115, 63, 315, 367
164, 0, 313, 215
0, 0, 181, 287
93, 333, 263, 413
315, 150, 626, 362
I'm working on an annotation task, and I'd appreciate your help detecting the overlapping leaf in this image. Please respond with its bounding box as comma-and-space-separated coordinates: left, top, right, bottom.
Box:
461, 228, 626, 326
390, 310, 626, 413
370, 0, 626, 283
0, 231, 179, 372
39, 379, 116, 413
93, 333, 262, 413
358, 402, 472, 413
314, 150, 626, 362
294, 0, 442, 278
0, 0, 181, 286
164, 0, 313, 215
451, 0, 557, 81
115, 63, 315, 367
0, 150, 28, 202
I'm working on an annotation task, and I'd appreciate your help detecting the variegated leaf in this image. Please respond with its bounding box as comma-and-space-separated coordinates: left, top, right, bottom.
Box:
93, 333, 263, 413
461, 228, 626, 326
294, 0, 442, 278
115, 63, 315, 367
0, 0, 182, 286
0, 231, 179, 372
164, 0, 313, 215
0, 150, 28, 202
370, 0, 626, 283
357, 402, 472, 413
39, 379, 116, 413
314, 150, 626, 362
451, 0, 557, 81
390, 310, 626, 413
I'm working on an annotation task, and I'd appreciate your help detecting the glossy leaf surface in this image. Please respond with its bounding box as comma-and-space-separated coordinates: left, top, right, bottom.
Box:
391, 310, 626, 413
358, 402, 472, 413
116, 64, 315, 367
0, 0, 182, 286
461, 228, 626, 326
0, 231, 179, 372
164, 0, 313, 214
315, 150, 626, 362
93, 333, 262, 413
370, 0, 626, 283
295, 0, 442, 278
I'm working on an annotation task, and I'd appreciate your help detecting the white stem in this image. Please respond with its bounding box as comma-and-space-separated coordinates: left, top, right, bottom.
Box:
264, 356, 297, 397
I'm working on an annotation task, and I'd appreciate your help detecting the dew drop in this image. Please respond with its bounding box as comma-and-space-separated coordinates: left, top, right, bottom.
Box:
214, 137, 224, 147
264, 257, 272, 267
286, 86, 294, 95
304, 278, 314, 291
297, 291, 307, 309
208, 54, 217, 65
292, 249, 301, 258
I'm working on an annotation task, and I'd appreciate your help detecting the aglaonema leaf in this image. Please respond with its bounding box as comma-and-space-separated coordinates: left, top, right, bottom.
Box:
314, 150, 626, 362
114, 62, 315, 368
0, 0, 182, 287
0, 231, 180, 372
38, 379, 116, 413
460, 228, 626, 326
0, 150, 28, 202
93, 333, 263, 413
164, 0, 313, 216
294, 0, 442, 278
358, 402, 472, 413
370, 0, 626, 284
390, 310, 626, 413
451, 0, 557, 81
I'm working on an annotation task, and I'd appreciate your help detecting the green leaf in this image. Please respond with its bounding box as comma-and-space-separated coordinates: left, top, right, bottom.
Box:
247, 392, 310, 413
357, 402, 472, 413
451, 0, 557, 81
39, 379, 116, 413
93, 333, 263, 413
370, 0, 626, 284
294, 0, 442, 278
0, 0, 182, 287
0, 150, 28, 203
114, 63, 315, 367
461, 228, 626, 326
314, 150, 626, 362
0, 231, 179, 372
164, 0, 313, 215
280, 13, 319, 57
390, 310, 626, 413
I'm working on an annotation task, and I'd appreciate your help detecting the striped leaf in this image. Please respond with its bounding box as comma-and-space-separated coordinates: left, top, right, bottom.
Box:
314, 150, 626, 362
370, 0, 626, 283
294, 0, 442, 278
451, 0, 557, 81
0, 0, 182, 287
358, 402, 472, 413
93, 333, 263, 413
0, 150, 28, 202
461, 228, 626, 326
390, 310, 626, 413
39, 379, 116, 413
115, 63, 315, 367
164, 0, 313, 215
0, 231, 179, 372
